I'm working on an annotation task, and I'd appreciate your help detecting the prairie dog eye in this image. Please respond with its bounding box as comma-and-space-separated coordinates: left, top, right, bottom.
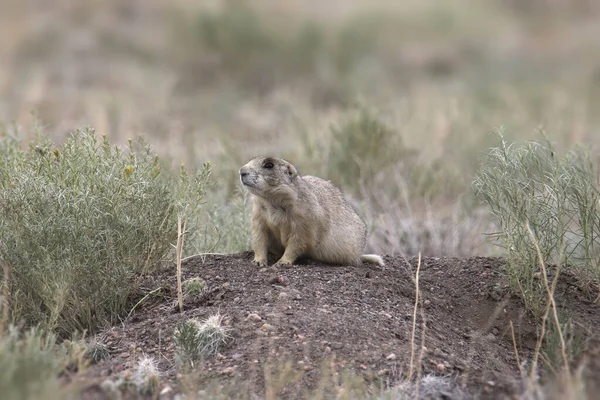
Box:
263, 162, 274, 169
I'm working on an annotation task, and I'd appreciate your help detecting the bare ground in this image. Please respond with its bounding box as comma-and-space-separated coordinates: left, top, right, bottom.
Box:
73, 253, 600, 399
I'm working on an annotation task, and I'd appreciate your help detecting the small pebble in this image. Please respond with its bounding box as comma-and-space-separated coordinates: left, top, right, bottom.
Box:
261, 323, 275, 331
386, 353, 396, 361
160, 386, 172, 396
247, 313, 262, 322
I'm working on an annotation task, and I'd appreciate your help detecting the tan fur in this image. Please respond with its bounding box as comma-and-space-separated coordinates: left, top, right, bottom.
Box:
239, 156, 384, 268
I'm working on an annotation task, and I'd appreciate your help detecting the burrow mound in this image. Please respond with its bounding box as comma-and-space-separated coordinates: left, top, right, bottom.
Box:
78, 253, 600, 399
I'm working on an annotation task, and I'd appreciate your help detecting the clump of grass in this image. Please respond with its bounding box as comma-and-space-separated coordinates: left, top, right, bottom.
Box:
542, 315, 587, 374
0, 125, 212, 336
392, 374, 467, 399
133, 354, 160, 395
183, 277, 206, 296
173, 314, 231, 367
473, 131, 600, 313
84, 339, 109, 364
0, 325, 83, 400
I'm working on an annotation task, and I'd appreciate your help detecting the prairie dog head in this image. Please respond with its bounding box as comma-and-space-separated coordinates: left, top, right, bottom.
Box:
239, 157, 298, 202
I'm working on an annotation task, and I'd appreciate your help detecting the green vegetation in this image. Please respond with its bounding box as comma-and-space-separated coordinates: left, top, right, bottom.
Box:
174, 314, 231, 368
0, 325, 85, 400
183, 277, 206, 297
0, 126, 211, 336
474, 132, 600, 314
177, 1, 379, 97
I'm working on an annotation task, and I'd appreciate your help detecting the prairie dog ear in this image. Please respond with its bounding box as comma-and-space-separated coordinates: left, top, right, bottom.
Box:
283, 160, 298, 179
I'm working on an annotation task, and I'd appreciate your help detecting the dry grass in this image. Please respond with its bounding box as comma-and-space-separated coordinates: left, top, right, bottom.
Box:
176, 216, 186, 313
408, 253, 421, 382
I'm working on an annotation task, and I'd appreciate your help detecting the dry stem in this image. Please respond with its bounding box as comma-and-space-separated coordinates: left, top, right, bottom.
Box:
176, 217, 187, 313
509, 320, 522, 375
408, 252, 422, 382
526, 224, 570, 383
1, 259, 10, 335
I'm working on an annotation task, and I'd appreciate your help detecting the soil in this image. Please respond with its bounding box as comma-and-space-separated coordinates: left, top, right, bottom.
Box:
73, 253, 600, 399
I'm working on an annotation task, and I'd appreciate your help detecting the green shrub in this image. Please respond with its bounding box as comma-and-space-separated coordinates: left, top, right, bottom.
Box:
294, 106, 407, 194
297, 106, 462, 202
0, 325, 82, 400
0, 126, 211, 336
328, 107, 402, 189
473, 132, 600, 313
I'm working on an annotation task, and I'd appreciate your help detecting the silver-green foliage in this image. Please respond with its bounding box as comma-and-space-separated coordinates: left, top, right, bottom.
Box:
0, 126, 211, 336
0, 325, 78, 400
474, 131, 600, 312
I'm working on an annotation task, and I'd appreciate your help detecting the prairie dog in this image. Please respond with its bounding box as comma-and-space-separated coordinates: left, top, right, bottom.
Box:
239, 156, 384, 267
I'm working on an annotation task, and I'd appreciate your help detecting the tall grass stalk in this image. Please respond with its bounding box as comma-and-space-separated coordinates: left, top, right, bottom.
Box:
1, 260, 10, 336
408, 252, 421, 382
526, 223, 570, 378
176, 217, 186, 313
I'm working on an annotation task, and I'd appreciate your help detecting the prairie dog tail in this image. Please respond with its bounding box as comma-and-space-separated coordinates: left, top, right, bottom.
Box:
360, 254, 385, 266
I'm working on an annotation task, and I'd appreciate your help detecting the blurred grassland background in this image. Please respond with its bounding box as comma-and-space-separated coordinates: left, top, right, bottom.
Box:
2, 0, 600, 258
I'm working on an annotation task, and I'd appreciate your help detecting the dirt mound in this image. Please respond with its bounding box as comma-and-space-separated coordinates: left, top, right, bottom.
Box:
78, 253, 600, 399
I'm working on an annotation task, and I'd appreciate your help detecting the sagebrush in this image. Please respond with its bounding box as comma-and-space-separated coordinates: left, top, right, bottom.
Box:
0, 125, 211, 336
474, 132, 600, 313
